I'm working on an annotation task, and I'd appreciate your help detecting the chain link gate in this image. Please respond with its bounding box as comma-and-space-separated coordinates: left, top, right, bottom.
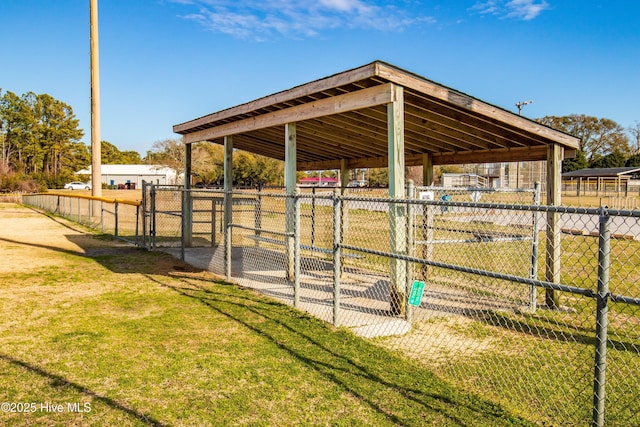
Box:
141, 182, 184, 250
143, 183, 640, 426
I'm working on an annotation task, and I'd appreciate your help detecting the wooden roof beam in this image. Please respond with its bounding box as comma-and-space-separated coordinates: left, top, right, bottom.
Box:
176, 65, 382, 135
297, 145, 556, 171
404, 97, 526, 149
183, 83, 396, 144
376, 62, 580, 149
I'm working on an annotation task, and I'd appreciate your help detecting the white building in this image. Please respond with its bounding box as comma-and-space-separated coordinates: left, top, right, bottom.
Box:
442, 173, 488, 188
77, 164, 178, 188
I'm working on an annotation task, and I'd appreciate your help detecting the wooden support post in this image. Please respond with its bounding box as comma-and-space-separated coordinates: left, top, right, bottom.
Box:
617, 176, 621, 198
224, 136, 233, 280
285, 123, 297, 281
545, 143, 562, 308
421, 153, 433, 282
340, 159, 350, 188
340, 159, 349, 277
625, 178, 629, 197
388, 85, 406, 316
577, 177, 581, 197
183, 142, 193, 248
422, 153, 433, 187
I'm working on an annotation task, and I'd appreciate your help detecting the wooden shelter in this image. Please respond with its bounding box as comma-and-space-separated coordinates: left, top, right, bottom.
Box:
563, 167, 640, 197
174, 60, 581, 309
174, 61, 578, 171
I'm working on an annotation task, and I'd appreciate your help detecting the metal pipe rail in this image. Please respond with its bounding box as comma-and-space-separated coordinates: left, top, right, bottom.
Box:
22, 193, 142, 246
229, 223, 292, 238
339, 243, 598, 299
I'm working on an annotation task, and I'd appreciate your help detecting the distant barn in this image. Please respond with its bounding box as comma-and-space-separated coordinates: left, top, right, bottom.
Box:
562, 167, 640, 197
77, 164, 178, 189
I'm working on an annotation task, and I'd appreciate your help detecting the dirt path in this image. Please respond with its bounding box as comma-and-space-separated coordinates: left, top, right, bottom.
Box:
0, 203, 121, 274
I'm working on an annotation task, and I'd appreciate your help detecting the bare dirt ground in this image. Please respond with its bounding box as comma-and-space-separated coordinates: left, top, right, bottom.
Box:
0, 203, 126, 274
0, 201, 510, 360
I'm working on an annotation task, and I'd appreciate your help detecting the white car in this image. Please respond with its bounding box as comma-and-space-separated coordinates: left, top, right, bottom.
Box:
64, 181, 91, 190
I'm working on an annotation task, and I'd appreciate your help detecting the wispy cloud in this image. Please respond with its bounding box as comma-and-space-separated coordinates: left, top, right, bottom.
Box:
471, 0, 549, 21
171, 0, 435, 41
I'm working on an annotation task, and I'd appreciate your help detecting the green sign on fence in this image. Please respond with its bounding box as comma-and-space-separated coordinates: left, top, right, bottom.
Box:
408, 280, 425, 307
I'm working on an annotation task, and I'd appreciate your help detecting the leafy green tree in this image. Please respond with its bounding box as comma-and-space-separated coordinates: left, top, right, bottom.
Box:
368, 168, 388, 187
101, 140, 119, 163
144, 138, 184, 171
0, 90, 83, 184
232, 150, 258, 185
100, 140, 141, 164
625, 153, 640, 167
192, 143, 223, 185
562, 149, 588, 172
254, 154, 283, 186
0, 91, 36, 173
146, 139, 284, 187
120, 150, 142, 164
589, 150, 627, 169
33, 93, 84, 175
232, 151, 284, 186
629, 121, 640, 155
538, 115, 630, 162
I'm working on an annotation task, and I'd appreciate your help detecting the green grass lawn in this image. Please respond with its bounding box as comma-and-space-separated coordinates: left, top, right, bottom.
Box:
0, 205, 534, 426
19, 187, 640, 426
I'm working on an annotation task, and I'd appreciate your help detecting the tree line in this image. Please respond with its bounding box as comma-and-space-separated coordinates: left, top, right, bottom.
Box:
1, 90, 146, 191
0, 89, 287, 191
1, 90, 85, 190
538, 115, 640, 172
145, 138, 285, 187
2, 89, 639, 191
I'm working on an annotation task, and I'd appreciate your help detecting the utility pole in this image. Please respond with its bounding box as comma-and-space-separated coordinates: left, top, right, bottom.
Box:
90, 0, 102, 199
0, 122, 5, 171
516, 100, 533, 116
515, 100, 533, 188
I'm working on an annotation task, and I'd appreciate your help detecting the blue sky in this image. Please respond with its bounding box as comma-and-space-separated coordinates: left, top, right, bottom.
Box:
1, 0, 638, 155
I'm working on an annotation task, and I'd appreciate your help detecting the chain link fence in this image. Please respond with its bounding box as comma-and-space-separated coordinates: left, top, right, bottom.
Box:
141, 184, 183, 249
22, 193, 142, 245
131, 184, 640, 425
16, 186, 640, 425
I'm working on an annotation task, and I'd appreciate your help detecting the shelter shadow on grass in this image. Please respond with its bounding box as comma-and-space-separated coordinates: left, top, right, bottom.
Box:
144, 272, 535, 426
1, 208, 533, 425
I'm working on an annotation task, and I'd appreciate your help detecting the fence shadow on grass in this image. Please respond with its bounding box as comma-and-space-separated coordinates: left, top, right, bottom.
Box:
145, 272, 535, 427
0, 353, 167, 426
0, 208, 534, 425
476, 310, 640, 355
